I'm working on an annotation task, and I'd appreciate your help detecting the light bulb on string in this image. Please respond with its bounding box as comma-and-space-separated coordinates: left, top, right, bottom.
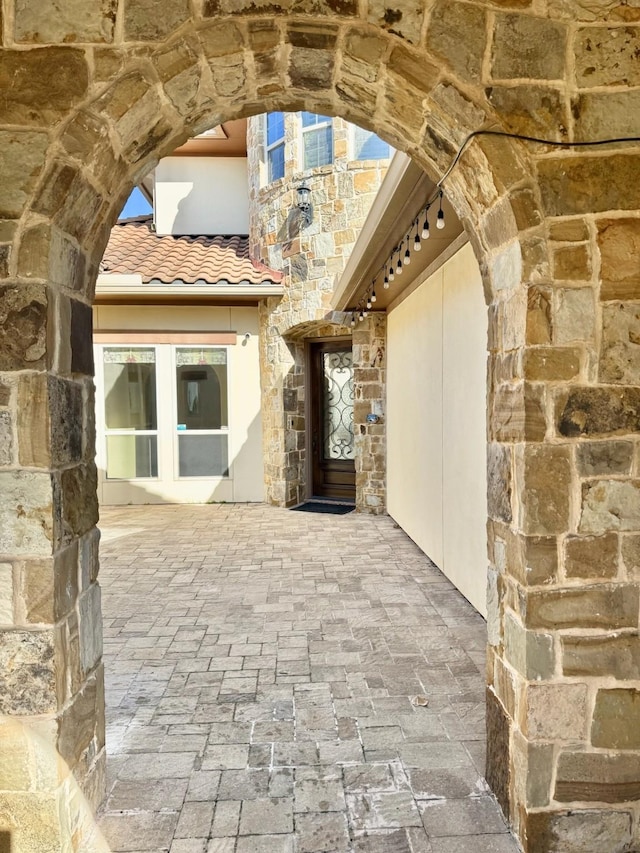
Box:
359, 308, 365, 321
396, 248, 403, 276
414, 227, 421, 252
404, 245, 411, 266
367, 294, 372, 309
371, 288, 377, 303
389, 264, 395, 283
421, 208, 431, 240
350, 313, 356, 327
383, 273, 390, 289
436, 191, 445, 230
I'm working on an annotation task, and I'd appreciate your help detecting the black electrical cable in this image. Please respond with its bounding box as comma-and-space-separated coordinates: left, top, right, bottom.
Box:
354, 128, 640, 311
435, 128, 640, 195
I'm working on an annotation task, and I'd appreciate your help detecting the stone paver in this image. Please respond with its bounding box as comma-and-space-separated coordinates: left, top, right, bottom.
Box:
96, 504, 520, 853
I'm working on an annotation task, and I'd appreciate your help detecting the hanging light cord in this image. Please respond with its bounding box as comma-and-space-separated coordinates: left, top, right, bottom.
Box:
436, 128, 640, 192
348, 128, 640, 322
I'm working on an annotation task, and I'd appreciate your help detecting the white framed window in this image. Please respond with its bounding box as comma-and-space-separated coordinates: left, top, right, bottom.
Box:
96, 343, 232, 482
266, 112, 285, 182
173, 346, 230, 478
101, 346, 159, 480
300, 112, 333, 170
351, 126, 392, 161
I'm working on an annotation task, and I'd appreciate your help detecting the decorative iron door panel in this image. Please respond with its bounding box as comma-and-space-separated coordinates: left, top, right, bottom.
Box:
310, 341, 356, 501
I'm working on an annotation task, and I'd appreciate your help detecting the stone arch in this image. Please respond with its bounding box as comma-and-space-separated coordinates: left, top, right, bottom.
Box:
2, 4, 640, 852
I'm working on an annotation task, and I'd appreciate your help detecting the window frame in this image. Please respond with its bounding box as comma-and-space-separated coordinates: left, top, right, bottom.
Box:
171, 344, 231, 480
299, 112, 334, 171
98, 344, 160, 481
265, 112, 286, 183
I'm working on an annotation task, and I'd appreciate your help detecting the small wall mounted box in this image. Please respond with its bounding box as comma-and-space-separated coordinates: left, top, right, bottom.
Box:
366, 413, 380, 424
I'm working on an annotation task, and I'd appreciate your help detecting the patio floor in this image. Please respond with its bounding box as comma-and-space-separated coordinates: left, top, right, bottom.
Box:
95, 503, 520, 853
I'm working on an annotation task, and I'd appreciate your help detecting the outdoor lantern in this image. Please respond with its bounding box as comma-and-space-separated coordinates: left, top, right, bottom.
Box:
296, 183, 313, 226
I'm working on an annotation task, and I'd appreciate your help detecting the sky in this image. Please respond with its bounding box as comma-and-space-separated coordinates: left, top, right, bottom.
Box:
119, 187, 152, 219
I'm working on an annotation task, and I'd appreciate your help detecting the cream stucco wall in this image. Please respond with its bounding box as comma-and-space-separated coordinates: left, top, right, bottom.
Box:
387, 242, 488, 615
154, 157, 249, 236
93, 305, 263, 505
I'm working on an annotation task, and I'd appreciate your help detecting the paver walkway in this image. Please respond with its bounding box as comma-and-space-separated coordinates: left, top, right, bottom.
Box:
95, 503, 520, 853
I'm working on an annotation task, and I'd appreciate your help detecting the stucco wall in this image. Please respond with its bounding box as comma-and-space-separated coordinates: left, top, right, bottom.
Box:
387, 242, 488, 615
154, 157, 250, 236
93, 305, 263, 504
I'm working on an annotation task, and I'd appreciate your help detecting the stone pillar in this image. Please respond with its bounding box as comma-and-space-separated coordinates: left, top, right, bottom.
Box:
258, 301, 306, 507
485, 202, 640, 851
0, 256, 105, 849
353, 313, 386, 514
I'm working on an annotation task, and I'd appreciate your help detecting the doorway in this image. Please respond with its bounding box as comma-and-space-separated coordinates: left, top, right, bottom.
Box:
309, 339, 356, 502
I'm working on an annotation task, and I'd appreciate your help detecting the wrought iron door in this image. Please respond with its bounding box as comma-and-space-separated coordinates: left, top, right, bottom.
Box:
310, 341, 355, 501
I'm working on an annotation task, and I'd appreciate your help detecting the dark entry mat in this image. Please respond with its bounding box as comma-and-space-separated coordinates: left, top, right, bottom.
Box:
291, 501, 355, 515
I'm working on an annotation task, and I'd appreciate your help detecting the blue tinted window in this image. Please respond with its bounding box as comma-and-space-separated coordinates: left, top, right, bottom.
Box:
267, 112, 285, 146
301, 112, 332, 128
303, 125, 333, 169
268, 144, 285, 181
353, 128, 391, 160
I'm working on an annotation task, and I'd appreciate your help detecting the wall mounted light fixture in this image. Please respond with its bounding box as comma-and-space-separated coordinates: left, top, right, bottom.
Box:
296, 183, 313, 227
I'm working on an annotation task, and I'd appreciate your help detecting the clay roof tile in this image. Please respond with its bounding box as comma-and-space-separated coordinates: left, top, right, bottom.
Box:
100, 215, 283, 286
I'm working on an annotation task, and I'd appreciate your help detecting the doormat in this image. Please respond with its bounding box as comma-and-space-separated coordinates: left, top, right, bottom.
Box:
291, 501, 355, 515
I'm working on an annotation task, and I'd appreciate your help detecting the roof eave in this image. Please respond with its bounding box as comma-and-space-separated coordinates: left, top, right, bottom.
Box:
95, 275, 284, 303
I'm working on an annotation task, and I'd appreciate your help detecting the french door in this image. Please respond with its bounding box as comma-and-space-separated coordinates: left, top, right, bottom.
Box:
309, 340, 355, 501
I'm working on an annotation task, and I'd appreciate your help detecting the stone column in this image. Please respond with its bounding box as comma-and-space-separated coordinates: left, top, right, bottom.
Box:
0, 252, 105, 849
485, 197, 640, 851
353, 313, 386, 514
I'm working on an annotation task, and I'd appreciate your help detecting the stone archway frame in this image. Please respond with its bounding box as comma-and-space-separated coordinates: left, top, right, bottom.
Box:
264, 312, 382, 511
3, 5, 640, 851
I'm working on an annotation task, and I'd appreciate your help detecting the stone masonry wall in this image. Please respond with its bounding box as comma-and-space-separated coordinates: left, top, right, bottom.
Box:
0, 3, 640, 850
247, 113, 389, 509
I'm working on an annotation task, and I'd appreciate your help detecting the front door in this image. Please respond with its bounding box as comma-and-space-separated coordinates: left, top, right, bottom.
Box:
310, 341, 356, 501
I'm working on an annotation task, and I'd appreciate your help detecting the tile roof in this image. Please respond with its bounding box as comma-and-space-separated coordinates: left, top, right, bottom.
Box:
100, 215, 283, 285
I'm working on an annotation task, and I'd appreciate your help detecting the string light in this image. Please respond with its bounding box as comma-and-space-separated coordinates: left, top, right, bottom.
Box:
371, 288, 377, 303
350, 313, 356, 327
436, 190, 445, 230
346, 127, 640, 318
421, 208, 430, 240
367, 294, 372, 309
404, 245, 411, 267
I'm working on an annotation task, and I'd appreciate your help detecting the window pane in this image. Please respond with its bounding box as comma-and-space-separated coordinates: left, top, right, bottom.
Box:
103, 348, 157, 430
178, 434, 229, 477
106, 434, 158, 479
268, 143, 285, 181
266, 112, 284, 145
301, 112, 331, 127
353, 128, 391, 160
176, 348, 228, 430
322, 350, 354, 461
304, 126, 333, 169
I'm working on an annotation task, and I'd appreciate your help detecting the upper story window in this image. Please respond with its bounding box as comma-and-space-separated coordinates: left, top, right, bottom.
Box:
352, 127, 392, 161
266, 112, 285, 182
301, 112, 333, 170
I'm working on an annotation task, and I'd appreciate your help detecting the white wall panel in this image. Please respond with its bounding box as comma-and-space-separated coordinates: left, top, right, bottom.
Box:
442, 246, 488, 615
387, 242, 488, 614
387, 268, 444, 569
